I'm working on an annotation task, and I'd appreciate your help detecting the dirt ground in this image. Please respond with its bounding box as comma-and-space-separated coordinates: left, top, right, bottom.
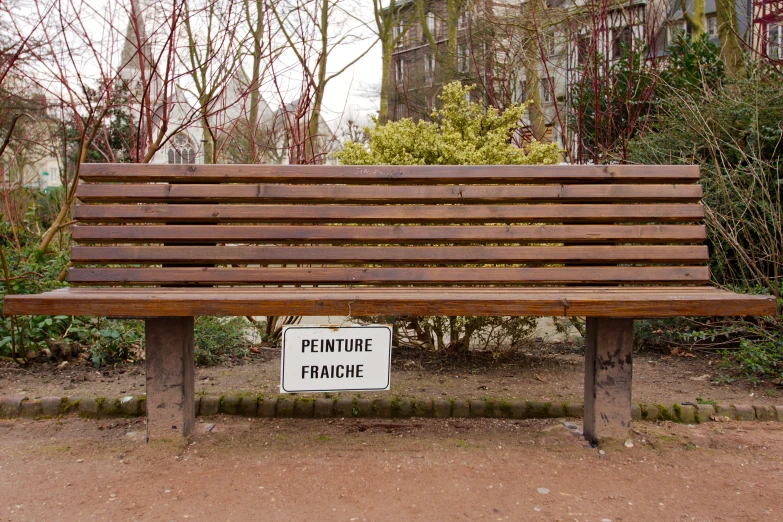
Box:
2, 415, 783, 521
2, 343, 781, 407
3, 344, 783, 520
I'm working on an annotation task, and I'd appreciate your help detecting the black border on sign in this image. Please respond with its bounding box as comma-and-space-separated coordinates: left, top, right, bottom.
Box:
280, 325, 392, 393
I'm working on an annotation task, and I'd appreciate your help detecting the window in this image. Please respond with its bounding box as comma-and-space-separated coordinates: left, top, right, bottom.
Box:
542, 31, 556, 57
457, 44, 469, 73
395, 57, 405, 82
458, 10, 469, 29
393, 100, 406, 120
671, 20, 689, 40
768, 23, 782, 61
612, 26, 632, 59
424, 52, 435, 82
541, 78, 553, 103
707, 16, 717, 37
577, 35, 592, 65
518, 80, 527, 103
394, 20, 405, 46
426, 11, 436, 37
167, 134, 196, 165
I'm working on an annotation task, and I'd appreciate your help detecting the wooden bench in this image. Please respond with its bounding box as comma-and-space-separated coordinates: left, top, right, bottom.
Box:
4, 163, 776, 442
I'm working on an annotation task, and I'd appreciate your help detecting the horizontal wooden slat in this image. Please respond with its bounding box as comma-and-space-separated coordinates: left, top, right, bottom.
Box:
72, 224, 708, 244
74, 204, 705, 223
70, 245, 709, 264
4, 286, 775, 318
44, 286, 725, 293
68, 266, 710, 285
78, 164, 701, 184
75, 183, 703, 203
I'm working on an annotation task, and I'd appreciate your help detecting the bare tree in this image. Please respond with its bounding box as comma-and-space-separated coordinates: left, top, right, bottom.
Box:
181, 0, 244, 164
270, 0, 374, 162
372, 0, 414, 123
479, 0, 665, 161
0, 0, 56, 251
4, 0, 246, 254
9, 0, 125, 253
117, 0, 205, 164
233, 0, 283, 163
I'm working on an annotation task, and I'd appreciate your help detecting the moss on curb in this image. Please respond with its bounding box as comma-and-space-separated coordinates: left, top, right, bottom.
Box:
60, 398, 80, 415
499, 401, 513, 418
389, 396, 402, 418
673, 403, 683, 422
655, 404, 674, 421
9, 394, 781, 425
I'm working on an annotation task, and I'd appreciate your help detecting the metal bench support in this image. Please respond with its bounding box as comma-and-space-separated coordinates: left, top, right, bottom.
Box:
145, 317, 195, 441
583, 317, 634, 443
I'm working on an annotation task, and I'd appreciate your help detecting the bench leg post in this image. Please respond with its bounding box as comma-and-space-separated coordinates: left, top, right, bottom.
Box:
583, 317, 633, 444
145, 317, 195, 442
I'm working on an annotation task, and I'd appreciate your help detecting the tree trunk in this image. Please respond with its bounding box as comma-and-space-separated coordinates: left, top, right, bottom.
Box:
247, 0, 264, 162
201, 112, 213, 164
445, 0, 460, 75
680, 0, 706, 36
379, 41, 393, 123
520, 0, 546, 142
716, 0, 745, 78
304, 0, 330, 162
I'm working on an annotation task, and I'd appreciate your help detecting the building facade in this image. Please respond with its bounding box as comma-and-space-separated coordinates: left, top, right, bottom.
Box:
386, 0, 780, 153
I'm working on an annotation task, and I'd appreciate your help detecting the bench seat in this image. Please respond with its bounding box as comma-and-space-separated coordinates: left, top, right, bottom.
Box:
4, 286, 774, 318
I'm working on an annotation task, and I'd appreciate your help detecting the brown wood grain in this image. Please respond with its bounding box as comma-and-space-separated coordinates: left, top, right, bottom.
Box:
69, 245, 709, 264
73, 203, 705, 223
8, 162, 775, 323
75, 183, 703, 203
72, 224, 708, 244
78, 164, 701, 184
67, 266, 711, 285
3, 286, 775, 318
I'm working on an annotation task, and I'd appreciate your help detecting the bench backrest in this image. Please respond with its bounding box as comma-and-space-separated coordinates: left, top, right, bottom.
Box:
71, 164, 708, 287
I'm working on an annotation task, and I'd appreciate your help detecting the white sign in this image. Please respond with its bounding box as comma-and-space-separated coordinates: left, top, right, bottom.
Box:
280, 325, 392, 393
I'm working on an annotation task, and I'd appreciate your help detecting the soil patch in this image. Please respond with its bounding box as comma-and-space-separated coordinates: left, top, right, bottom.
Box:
1, 415, 782, 520
2, 343, 781, 407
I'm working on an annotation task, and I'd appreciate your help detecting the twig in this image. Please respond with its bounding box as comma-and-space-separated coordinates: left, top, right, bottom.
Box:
56, 261, 73, 283
0, 271, 42, 283
55, 219, 77, 231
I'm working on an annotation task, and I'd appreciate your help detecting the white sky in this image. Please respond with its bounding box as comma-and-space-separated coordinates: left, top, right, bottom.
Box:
286, 1, 383, 131
319, 38, 382, 129
7, 0, 384, 134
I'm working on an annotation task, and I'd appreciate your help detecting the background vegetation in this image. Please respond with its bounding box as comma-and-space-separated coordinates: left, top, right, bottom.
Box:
0, 25, 780, 380
627, 35, 782, 382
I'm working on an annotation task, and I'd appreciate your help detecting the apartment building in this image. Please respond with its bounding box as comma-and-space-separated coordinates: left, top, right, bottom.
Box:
386, 0, 781, 149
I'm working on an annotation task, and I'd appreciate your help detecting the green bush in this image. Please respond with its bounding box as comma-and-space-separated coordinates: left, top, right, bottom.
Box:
629, 39, 782, 379
0, 234, 73, 362
194, 316, 252, 365
86, 320, 145, 366
336, 82, 561, 166
729, 334, 783, 383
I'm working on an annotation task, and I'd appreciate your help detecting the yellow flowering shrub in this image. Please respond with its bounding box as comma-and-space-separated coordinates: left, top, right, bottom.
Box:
336, 82, 561, 166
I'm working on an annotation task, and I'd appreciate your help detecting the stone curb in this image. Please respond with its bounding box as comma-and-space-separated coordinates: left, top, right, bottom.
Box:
2, 396, 782, 423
